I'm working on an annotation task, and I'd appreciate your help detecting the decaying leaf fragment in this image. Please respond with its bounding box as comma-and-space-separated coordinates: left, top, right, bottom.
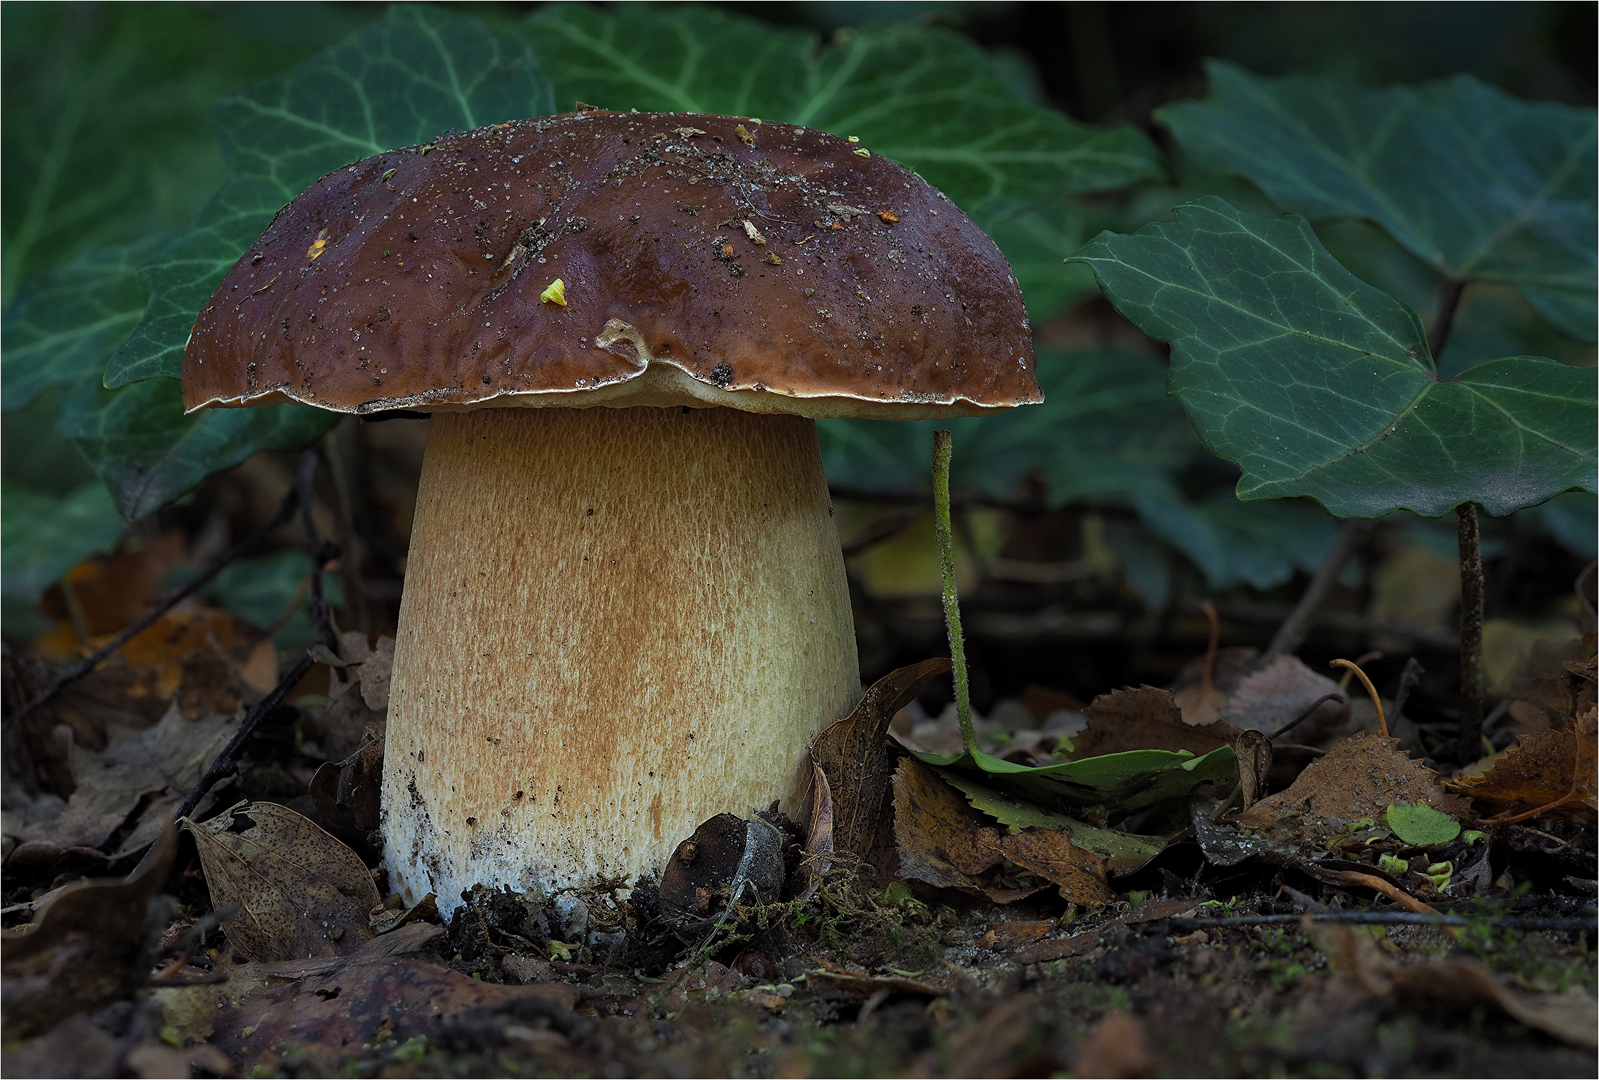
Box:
1074, 685, 1239, 757
12, 702, 237, 863
1237, 732, 1470, 834
185, 800, 381, 962
892, 759, 1112, 904
1450, 708, 1598, 821
2, 823, 178, 1039
933, 769, 1166, 876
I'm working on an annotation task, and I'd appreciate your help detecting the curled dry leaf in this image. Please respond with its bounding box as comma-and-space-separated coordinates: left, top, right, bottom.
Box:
315, 632, 393, 761
1450, 708, 1598, 821
185, 800, 381, 962
1236, 732, 1470, 834
811, 657, 950, 882
1, 822, 178, 1039
1073, 1010, 1160, 1079
797, 762, 834, 899
309, 733, 384, 833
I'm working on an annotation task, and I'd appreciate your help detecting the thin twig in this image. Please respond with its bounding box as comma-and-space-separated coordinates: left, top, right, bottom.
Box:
1457, 502, 1485, 762
1170, 912, 1594, 932
931, 431, 974, 752
173, 451, 341, 822
1266, 520, 1363, 660
4, 485, 301, 730
1267, 692, 1347, 740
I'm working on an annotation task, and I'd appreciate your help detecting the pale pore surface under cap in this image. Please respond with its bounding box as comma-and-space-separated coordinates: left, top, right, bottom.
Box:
383, 405, 861, 911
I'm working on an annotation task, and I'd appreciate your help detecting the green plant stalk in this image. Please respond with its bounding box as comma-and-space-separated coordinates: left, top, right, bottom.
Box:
931, 430, 975, 753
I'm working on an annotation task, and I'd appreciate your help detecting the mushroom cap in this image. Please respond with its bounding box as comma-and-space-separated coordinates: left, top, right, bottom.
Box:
183, 111, 1040, 419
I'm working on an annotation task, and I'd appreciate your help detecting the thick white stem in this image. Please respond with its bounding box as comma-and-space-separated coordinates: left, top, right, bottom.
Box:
382, 406, 860, 913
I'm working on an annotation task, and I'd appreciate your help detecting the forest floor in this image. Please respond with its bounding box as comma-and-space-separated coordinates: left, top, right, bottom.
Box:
2, 415, 1595, 1079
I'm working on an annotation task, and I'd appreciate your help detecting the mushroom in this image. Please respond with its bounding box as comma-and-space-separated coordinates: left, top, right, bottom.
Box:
183, 110, 1038, 915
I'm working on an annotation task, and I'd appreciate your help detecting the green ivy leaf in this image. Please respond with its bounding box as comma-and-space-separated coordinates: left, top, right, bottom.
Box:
819, 348, 1197, 501
58, 376, 338, 520
1384, 802, 1461, 847
0, 479, 126, 599
106, 6, 554, 386
912, 744, 1236, 817
1135, 493, 1342, 591
1158, 62, 1599, 341
1, 240, 158, 410
523, 2, 1162, 316
1069, 198, 1598, 518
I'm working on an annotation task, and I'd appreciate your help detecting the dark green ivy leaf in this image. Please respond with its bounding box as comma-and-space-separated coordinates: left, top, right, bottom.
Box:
1069, 198, 1598, 518
1, 241, 159, 411
106, 6, 554, 386
1158, 61, 1599, 341
819, 348, 1197, 502
0, 479, 126, 599
59, 375, 338, 520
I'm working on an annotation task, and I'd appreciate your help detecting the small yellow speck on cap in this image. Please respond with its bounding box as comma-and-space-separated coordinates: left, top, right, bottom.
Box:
852, 148, 871, 158
847, 135, 860, 143
541, 279, 567, 306
306, 229, 329, 261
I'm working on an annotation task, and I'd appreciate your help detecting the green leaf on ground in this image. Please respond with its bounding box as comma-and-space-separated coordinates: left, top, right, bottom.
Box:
1158, 61, 1599, 341
935, 770, 1167, 875
59, 377, 338, 520
106, 6, 553, 386
911, 743, 1236, 817
1069, 198, 1598, 518
0, 480, 126, 599
1384, 802, 1462, 847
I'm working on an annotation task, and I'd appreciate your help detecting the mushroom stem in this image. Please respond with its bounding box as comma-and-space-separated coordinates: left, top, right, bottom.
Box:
382, 406, 860, 913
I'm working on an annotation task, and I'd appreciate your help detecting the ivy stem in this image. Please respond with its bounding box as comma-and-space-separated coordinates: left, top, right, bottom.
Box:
932, 430, 975, 754
1457, 502, 1486, 762
1428, 277, 1486, 766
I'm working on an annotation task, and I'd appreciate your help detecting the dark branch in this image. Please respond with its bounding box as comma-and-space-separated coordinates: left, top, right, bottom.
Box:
174, 451, 343, 822
4, 485, 301, 730
1457, 502, 1486, 762
1265, 520, 1364, 660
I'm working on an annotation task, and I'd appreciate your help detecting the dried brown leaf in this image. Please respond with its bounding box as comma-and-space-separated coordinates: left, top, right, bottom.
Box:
1073, 1011, 1159, 1079
1221, 655, 1349, 739
812, 658, 950, 879
15, 702, 236, 857
890, 758, 1043, 904
1075, 685, 1239, 757
1, 822, 178, 1038
1451, 708, 1597, 820
186, 800, 381, 963
1237, 732, 1470, 832
995, 828, 1115, 905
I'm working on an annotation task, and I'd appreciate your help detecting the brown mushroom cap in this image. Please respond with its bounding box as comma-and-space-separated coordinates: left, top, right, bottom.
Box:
183, 110, 1039, 419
